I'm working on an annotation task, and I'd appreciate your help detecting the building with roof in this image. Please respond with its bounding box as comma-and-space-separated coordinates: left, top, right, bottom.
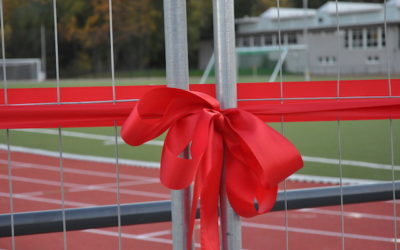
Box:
200, 1, 400, 76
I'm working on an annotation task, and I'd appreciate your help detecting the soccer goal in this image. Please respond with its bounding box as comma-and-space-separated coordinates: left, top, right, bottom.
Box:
200, 44, 307, 84
0, 58, 45, 82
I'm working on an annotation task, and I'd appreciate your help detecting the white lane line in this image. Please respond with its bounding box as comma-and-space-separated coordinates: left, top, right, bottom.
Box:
66, 180, 157, 193
135, 230, 172, 239
242, 221, 398, 243
17, 180, 155, 197
84, 229, 201, 247
12, 129, 164, 146
0, 175, 169, 199
387, 200, 400, 205
288, 174, 379, 185
103, 138, 163, 146
16, 191, 48, 197
0, 192, 91, 207
302, 156, 400, 171
0, 159, 159, 182
0, 144, 160, 169
0, 174, 82, 188
299, 208, 400, 222
84, 229, 175, 245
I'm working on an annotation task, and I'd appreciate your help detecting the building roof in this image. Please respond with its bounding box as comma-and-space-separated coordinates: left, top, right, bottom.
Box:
319, 1, 382, 15
261, 7, 317, 20
235, 16, 260, 24
387, 0, 400, 7
235, 1, 400, 34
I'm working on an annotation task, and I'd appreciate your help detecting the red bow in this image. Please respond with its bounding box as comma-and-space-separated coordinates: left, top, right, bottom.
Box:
121, 87, 303, 250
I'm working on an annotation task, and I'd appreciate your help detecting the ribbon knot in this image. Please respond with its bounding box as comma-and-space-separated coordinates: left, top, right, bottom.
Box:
121, 88, 303, 250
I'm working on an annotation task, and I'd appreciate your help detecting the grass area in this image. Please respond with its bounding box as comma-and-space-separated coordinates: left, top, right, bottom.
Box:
1, 75, 399, 181
0, 127, 163, 162
1, 120, 399, 181
1, 72, 398, 88
0, 77, 167, 89
272, 120, 400, 181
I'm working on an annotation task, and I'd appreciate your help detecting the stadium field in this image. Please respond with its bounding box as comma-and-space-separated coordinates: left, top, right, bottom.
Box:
1, 75, 399, 182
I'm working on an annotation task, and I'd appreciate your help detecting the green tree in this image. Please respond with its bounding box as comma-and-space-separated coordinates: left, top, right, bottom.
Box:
187, 0, 213, 67
57, 0, 162, 74
235, 0, 293, 18
2, 1, 54, 73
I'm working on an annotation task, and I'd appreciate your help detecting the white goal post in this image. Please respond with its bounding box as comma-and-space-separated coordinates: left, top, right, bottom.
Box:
200, 44, 307, 84
0, 58, 45, 82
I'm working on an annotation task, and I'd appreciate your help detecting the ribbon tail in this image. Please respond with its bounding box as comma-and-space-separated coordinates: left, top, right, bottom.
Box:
199, 126, 223, 250
185, 128, 223, 250
187, 176, 201, 250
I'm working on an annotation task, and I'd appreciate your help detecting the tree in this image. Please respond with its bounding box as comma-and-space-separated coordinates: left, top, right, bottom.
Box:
235, 0, 293, 18
2, 0, 53, 73
57, 0, 162, 73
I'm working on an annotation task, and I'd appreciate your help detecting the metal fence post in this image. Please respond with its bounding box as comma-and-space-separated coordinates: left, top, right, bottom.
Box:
163, 1, 192, 250
212, 0, 242, 249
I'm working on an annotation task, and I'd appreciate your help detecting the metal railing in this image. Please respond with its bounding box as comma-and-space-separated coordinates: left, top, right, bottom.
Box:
1, 181, 399, 237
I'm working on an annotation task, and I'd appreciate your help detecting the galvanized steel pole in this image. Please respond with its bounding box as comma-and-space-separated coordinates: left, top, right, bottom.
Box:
164, 0, 189, 89
212, 0, 242, 249
213, 0, 237, 109
163, 1, 192, 250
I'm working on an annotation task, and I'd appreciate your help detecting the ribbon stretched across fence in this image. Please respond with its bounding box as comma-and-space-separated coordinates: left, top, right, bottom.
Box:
1, 80, 400, 128
1, 79, 400, 249
121, 88, 303, 250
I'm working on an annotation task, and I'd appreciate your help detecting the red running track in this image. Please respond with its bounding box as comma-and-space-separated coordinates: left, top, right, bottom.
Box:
0, 150, 399, 250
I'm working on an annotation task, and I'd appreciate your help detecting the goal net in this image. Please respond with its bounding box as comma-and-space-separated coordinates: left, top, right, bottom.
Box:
0, 58, 45, 82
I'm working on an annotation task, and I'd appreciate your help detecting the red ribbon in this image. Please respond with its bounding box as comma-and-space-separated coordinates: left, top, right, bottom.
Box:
121, 88, 303, 250
1, 80, 399, 128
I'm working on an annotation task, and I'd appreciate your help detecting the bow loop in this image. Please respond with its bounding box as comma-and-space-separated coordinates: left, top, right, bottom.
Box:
122, 88, 219, 146
223, 108, 303, 217
224, 109, 303, 188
